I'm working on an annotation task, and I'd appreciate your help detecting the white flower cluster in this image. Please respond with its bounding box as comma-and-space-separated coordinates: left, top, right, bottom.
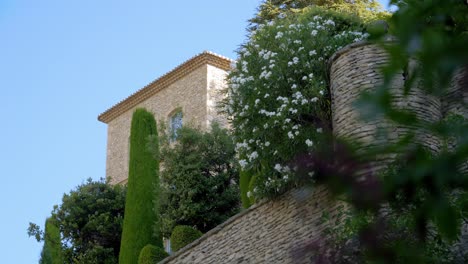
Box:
227, 10, 367, 198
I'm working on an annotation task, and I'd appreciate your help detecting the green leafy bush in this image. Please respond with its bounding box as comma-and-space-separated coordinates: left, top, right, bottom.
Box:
154, 123, 239, 236
225, 7, 368, 201
294, 0, 468, 262
120, 108, 162, 264
138, 244, 168, 264
249, 0, 388, 31
170, 225, 203, 252
28, 178, 126, 264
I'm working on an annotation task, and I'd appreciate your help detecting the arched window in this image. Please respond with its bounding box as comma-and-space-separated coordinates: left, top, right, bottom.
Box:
169, 110, 183, 141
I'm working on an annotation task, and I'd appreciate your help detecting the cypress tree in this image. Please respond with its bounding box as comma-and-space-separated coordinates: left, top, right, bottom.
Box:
119, 108, 162, 264
39, 217, 63, 264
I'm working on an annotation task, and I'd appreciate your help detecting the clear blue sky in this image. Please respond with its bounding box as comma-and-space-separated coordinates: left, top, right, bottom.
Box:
0, 1, 390, 263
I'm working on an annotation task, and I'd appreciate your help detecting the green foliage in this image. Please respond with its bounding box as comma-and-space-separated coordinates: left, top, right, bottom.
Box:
39, 248, 52, 264
120, 108, 162, 264
28, 222, 42, 242
154, 123, 240, 236
249, 0, 389, 31
226, 6, 368, 200
324, 150, 468, 263
170, 225, 203, 252
73, 246, 119, 264
138, 244, 168, 264
239, 170, 253, 208
28, 178, 126, 264
39, 218, 63, 264
298, 0, 468, 262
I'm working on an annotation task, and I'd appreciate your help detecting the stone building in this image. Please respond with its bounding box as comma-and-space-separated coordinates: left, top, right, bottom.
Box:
98, 43, 467, 263
157, 41, 468, 264
98, 51, 232, 185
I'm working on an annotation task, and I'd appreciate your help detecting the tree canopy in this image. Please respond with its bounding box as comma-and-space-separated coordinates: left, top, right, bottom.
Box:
155, 123, 240, 236
28, 178, 126, 264
249, 0, 389, 31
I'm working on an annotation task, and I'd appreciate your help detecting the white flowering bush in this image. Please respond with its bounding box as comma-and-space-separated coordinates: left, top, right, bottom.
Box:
225, 7, 369, 205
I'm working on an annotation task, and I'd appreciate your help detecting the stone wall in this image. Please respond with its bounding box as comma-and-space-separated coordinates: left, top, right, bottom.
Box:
329, 41, 444, 175
156, 42, 468, 264
100, 52, 231, 185
160, 187, 341, 264
443, 66, 468, 119
106, 65, 213, 185
206, 65, 229, 128
443, 66, 468, 173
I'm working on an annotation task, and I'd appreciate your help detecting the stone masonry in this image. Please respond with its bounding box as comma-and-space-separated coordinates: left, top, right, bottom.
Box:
207, 64, 230, 128
153, 42, 467, 263
328, 41, 465, 174
160, 187, 341, 264
98, 43, 467, 262
98, 51, 232, 185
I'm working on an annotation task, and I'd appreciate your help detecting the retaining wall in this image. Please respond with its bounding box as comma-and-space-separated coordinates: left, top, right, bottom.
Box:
160, 187, 341, 264
159, 42, 468, 263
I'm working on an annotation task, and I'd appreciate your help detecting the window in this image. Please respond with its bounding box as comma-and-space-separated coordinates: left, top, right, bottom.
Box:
170, 110, 183, 141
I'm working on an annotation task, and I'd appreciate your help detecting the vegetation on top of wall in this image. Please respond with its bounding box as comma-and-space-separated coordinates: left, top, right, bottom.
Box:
170, 225, 203, 252
138, 244, 168, 264
248, 0, 389, 31
150, 122, 240, 236
292, 0, 468, 262
119, 108, 162, 264
225, 6, 368, 203
28, 178, 126, 264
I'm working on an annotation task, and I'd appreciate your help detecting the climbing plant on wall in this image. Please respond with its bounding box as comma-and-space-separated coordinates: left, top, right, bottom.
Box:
291, 0, 468, 262
225, 6, 368, 205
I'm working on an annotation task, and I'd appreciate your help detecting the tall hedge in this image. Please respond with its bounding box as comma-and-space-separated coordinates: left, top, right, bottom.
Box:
119, 108, 162, 264
39, 217, 63, 264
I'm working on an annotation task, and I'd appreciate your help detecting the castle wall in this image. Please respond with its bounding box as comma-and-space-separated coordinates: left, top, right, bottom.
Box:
106, 65, 209, 185
443, 66, 468, 173
443, 66, 468, 119
329, 42, 442, 175
206, 65, 229, 128
160, 187, 341, 264
156, 44, 467, 263
101, 44, 467, 260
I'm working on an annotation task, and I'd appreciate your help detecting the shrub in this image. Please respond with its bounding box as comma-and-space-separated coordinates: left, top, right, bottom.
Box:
138, 244, 168, 264
170, 225, 203, 252
225, 6, 368, 201
155, 123, 239, 236
119, 108, 162, 264
28, 179, 126, 264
